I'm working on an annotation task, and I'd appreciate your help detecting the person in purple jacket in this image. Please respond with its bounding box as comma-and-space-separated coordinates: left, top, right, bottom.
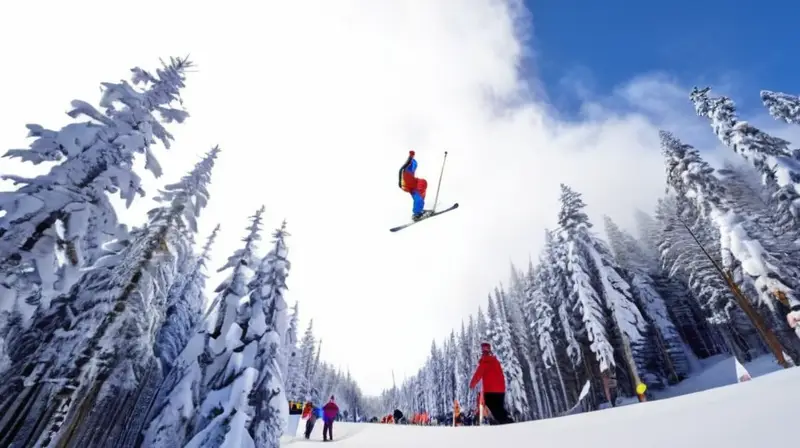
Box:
322, 395, 340, 442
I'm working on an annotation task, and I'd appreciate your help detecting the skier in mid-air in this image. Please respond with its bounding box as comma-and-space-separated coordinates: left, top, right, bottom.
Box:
469, 342, 513, 424
390, 150, 459, 232
399, 150, 433, 221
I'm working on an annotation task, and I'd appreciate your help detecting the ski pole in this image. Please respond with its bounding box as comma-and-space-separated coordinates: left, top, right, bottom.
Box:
432, 151, 448, 212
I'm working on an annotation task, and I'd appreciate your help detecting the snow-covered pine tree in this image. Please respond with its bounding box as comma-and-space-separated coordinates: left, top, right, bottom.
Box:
633, 207, 720, 360
476, 306, 489, 343
519, 261, 552, 418
185, 220, 292, 447
336, 370, 365, 421
430, 340, 446, 414
155, 223, 220, 373
661, 130, 800, 313
558, 185, 617, 375
661, 131, 798, 364
309, 339, 324, 402
527, 253, 569, 413
521, 260, 553, 416
558, 184, 650, 395
117, 223, 221, 447
448, 330, 461, 406
143, 207, 265, 448
536, 229, 586, 409
455, 321, 470, 406
313, 362, 332, 404
284, 302, 303, 400
715, 164, 800, 347
464, 316, 479, 406
761, 90, 800, 126
424, 344, 441, 416
718, 163, 800, 275
542, 229, 582, 369
503, 268, 542, 420
0, 57, 193, 316
297, 320, 317, 400
604, 216, 690, 384
0, 145, 217, 447
652, 196, 760, 359
691, 87, 800, 236
486, 293, 529, 420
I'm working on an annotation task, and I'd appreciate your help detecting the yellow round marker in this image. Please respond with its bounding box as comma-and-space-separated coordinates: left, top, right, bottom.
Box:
636, 383, 647, 395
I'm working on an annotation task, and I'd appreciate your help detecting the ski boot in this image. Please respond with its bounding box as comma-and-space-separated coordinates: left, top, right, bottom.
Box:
412, 210, 434, 222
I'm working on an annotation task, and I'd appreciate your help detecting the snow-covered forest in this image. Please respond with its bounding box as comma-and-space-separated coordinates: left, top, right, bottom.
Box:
3, 56, 800, 447
0, 57, 364, 447
378, 87, 800, 422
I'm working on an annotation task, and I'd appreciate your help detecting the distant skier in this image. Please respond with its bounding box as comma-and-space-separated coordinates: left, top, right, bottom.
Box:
399, 150, 433, 221
469, 342, 513, 425
322, 395, 340, 442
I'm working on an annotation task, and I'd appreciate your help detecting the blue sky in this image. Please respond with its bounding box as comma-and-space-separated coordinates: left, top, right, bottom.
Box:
522, 0, 799, 115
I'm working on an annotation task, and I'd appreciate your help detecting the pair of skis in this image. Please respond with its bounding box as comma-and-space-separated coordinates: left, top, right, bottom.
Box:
390, 151, 459, 232
389, 202, 459, 232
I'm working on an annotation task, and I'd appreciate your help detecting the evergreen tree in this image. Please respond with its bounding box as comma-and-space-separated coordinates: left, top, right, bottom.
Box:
633, 207, 720, 359
527, 254, 568, 411
0, 57, 193, 313
604, 216, 690, 384
503, 268, 541, 419
0, 146, 216, 447
543, 229, 582, 368
297, 320, 317, 400
284, 302, 303, 400
0, 58, 193, 372
154, 185, 221, 372
456, 321, 472, 406
559, 185, 616, 374
476, 306, 488, 342
761, 90, 800, 126
661, 130, 800, 311
691, 87, 800, 232
143, 207, 264, 447
191, 221, 291, 447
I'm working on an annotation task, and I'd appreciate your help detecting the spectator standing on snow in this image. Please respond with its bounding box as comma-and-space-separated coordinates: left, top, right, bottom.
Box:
469, 341, 513, 424
304, 402, 322, 439
322, 395, 340, 441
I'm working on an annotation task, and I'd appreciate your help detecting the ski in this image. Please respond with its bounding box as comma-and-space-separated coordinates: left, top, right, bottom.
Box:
389, 203, 459, 232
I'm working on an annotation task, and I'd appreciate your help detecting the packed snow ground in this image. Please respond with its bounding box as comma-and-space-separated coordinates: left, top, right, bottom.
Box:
652, 353, 781, 399
283, 357, 793, 447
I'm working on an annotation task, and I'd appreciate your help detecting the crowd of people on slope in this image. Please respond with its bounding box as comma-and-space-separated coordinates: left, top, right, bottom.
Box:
292, 341, 512, 441
372, 341, 515, 427
374, 407, 491, 426
301, 395, 341, 442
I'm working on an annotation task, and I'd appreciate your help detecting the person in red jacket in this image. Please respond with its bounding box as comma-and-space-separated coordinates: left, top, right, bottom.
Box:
469, 342, 513, 424
322, 395, 340, 441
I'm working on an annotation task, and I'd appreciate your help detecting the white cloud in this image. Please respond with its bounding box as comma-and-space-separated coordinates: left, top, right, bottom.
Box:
0, 0, 789, 395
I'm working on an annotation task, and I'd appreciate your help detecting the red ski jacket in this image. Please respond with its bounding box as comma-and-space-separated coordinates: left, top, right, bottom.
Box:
323, 401, 339, 421
469, 353, 506, 393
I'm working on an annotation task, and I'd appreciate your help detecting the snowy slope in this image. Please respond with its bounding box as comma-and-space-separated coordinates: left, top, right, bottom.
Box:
283, 365, 798, 447
652, 354, 781, 400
